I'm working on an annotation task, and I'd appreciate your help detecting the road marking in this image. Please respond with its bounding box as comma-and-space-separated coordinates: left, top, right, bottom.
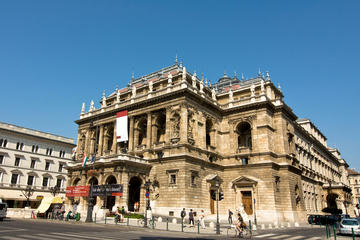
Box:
0, 229, 26, 233
51, 232, 115, 240
0, 237, 25, 240
268, 234, 292, 239
287, 236, 305, 240
254, 233, 276, 238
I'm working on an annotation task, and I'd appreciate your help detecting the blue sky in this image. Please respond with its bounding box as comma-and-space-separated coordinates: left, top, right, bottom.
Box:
1, 1, 359, 169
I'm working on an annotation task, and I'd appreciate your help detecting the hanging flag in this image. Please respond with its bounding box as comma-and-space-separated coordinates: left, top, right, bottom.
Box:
82, 155, 88, 167
116, 110, 128, 142
90, 155, 95, 163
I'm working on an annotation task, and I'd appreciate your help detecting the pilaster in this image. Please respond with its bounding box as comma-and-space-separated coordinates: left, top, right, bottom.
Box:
98, 125, 104, 157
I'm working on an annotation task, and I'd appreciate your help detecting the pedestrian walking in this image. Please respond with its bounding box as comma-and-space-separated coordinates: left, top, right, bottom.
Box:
228, 209, 233, 224
189, 209, 194, 227
200, 209, 206, 229
180, 208, 186, 226
355, 204, 359, 217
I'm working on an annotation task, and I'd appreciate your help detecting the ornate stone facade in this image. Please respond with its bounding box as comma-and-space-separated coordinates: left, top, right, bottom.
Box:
67, 63, 352, 224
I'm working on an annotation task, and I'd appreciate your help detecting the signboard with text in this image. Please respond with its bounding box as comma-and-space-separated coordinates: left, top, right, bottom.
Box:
66, 186, 90, 197
91, 184, 123, 197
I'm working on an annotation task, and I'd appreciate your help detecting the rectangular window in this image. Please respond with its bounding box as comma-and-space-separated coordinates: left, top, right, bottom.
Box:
58, 163, 63, 172
11, 174, 18, 184
190, 170, 198, 186
42, 177, 48, 187
27, 176, 34, 186
30, 159, 36, 169
0, 155, 3, 164
56, 178, 62, 188
45, 161, 50, 171
170, 174, 176, 184
14, 157, 20, 167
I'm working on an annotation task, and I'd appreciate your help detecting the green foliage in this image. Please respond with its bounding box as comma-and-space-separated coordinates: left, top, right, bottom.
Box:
124, 213, 144, 219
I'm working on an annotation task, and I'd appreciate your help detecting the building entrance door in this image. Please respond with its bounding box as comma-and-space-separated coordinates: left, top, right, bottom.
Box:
128, 176, 141, 212
210, 190, 215, 214
241, 191, 253, 215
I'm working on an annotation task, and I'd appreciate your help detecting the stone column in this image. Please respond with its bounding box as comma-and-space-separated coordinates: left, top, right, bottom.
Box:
129, 117, 134, 152
111, 121, 117, 154
120, 172, 129, 210
180, 105, 188, 143
165, 107, 171, 144
98, 125, 104, 157
146, 112, 152, 149
84, 130, 91, 156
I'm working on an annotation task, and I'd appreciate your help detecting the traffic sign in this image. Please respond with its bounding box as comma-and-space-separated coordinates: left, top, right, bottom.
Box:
145, 192, 149, 198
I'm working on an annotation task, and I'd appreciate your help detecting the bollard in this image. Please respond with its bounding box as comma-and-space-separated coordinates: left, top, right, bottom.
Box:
181, 218, 184, 232
105, 216, 106, 224
352, 228, 355, 240
127, 216, 129, 226
197, 220, 200, 234
94, 213, 96, 224
166, 218, 169, 231
333, 225, 336, 240
249, 220, 252, 235
325, 225, 329, 238
152, 216, 155, 229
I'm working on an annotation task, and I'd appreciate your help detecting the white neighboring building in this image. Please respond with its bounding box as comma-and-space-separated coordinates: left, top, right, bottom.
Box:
0, 122, 75, 209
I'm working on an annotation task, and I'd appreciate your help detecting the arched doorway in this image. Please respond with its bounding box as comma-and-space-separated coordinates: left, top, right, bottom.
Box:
128, 176, 142, 212
88, 177, 98, 205
327, 193, 339, 210
105, 175, 117, 211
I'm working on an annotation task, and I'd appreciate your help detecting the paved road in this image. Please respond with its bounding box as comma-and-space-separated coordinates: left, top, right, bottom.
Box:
0, 218, 356, 239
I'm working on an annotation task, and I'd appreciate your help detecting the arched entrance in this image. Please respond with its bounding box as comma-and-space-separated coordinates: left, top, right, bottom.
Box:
105, 175, 117, 210
128, 176, 142, 212
327, 193, 339, 210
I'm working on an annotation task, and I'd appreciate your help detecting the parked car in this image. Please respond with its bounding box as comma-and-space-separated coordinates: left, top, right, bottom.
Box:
0, 203, 7, 221
339, 218, 360, 236
308, 215, 322, 224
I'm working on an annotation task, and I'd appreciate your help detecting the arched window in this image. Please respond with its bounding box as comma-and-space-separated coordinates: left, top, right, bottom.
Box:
137, 118, 147, 146
206, 119, 213, 147
156, 113, 166, 143
236, 122, 252, 149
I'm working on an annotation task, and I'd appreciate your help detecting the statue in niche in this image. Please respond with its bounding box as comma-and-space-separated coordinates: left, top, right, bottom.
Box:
188, 114, 194, 139
171, 114, 180, 138
250, 84, 255, 97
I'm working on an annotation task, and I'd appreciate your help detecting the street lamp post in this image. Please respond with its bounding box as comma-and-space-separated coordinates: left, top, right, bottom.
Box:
143, 179, 151, 227
215, 181, 220, 235
50, 185, 59, 197
21, 186, 35, 207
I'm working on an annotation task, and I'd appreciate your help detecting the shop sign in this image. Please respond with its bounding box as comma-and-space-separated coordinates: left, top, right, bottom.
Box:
66, 186, 90, 197
91, 184, 123, 197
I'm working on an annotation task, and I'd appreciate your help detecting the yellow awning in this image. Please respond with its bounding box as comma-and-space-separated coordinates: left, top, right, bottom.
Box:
36, 197, 52, 213
51, 196, 63, 204
36, 196, 63, 213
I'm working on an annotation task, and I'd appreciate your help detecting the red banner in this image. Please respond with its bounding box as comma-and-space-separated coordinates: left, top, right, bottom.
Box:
66, 186, 89, 197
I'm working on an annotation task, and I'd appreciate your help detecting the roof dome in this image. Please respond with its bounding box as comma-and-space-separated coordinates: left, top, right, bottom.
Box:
218, 73, 232, 83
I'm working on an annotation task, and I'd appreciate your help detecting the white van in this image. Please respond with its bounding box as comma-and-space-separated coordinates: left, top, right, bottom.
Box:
0, 203, 7, 221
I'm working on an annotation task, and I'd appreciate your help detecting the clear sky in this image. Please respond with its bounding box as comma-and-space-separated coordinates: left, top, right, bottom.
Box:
1, 1, 359, 169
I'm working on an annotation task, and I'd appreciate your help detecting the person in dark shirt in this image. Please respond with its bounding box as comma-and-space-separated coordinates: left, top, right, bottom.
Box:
189, 209, 194, 227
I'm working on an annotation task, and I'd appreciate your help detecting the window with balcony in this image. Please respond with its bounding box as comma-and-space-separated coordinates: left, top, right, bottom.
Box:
42, 177, 49, 187
14, 157, 20, 167
27, 175, 34, 186
11, 173, 18, 185
56, 178, 62, 188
